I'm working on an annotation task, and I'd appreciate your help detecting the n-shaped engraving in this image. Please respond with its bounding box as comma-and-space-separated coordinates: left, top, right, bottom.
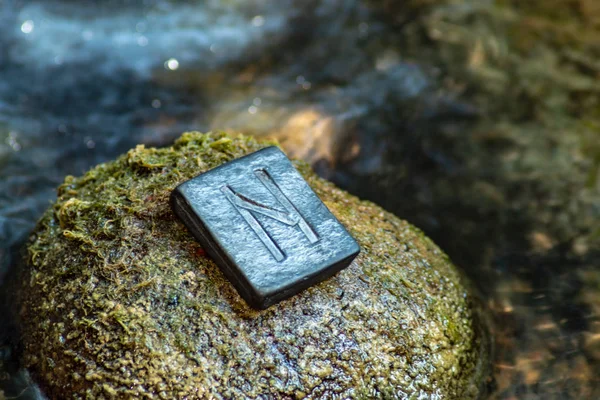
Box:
221, 169, 319, 261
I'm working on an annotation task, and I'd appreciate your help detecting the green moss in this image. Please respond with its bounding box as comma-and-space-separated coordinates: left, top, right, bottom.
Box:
20, 132, 489, 399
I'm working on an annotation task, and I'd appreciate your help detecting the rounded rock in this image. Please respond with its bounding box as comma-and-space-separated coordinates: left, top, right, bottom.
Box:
19, 132, 490, 399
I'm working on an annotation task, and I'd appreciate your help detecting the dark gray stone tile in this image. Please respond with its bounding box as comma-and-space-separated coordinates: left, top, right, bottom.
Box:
171, 147, 360, 309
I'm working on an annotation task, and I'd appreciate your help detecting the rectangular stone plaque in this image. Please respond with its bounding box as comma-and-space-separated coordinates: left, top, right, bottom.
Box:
171, 146, 360, 309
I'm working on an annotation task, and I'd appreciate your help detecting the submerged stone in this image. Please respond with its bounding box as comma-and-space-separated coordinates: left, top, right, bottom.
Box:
19, 132, 489, 399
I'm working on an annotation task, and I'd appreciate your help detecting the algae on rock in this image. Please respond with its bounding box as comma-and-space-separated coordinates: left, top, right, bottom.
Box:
20, 132, 489, 399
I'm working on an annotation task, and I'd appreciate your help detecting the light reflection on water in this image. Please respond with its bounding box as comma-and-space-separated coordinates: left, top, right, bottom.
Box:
0, 0, 598, 399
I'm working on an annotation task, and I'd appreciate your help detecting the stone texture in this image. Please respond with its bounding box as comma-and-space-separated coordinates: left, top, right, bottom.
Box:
19, 132, 489, 399
171, 146, 360, 309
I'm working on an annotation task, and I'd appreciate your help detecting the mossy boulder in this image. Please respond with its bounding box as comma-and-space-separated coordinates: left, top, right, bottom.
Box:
19, 132, 489, 399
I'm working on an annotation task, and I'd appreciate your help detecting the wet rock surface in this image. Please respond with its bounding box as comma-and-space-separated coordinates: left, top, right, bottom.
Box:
19, 132, 488, 399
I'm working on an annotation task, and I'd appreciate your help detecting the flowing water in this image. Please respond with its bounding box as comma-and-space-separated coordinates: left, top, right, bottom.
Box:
0, 0, 599, 398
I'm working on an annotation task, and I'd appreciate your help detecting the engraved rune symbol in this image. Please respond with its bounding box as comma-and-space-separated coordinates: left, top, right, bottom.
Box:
221, 169, 319, 261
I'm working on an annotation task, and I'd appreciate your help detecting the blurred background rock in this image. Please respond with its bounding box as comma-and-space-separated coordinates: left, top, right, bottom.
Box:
0, 0, 598, 398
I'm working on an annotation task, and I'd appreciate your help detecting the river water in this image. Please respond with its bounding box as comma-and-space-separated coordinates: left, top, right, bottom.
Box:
0, 0, 598, 398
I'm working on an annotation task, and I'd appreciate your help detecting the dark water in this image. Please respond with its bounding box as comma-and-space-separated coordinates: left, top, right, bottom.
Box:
1, 0, 599, 398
